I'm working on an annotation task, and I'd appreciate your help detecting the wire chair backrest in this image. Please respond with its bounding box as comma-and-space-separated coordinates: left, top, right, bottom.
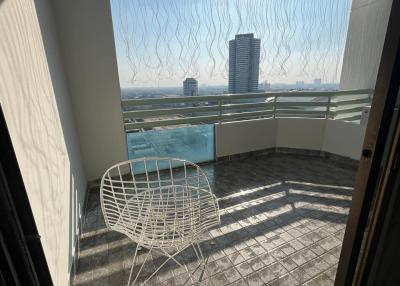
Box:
100, 157, 220, 247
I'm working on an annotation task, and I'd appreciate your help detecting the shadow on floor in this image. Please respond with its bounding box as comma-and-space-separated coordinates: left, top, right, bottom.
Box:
73, 153, 356, 286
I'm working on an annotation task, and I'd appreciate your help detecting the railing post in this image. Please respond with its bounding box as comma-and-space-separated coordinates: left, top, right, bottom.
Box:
273, 95, 277, 118
326, 95, 331, 119
218, 99, 222, 124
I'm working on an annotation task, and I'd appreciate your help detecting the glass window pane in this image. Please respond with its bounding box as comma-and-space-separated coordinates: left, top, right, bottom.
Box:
127, 124, 214, 173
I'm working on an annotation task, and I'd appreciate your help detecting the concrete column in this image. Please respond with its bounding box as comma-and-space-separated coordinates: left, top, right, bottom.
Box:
51, 0, 128, 180
340, 0, 392, 90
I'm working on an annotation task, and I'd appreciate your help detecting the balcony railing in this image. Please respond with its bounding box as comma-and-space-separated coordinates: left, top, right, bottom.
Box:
122, 89, 373, 131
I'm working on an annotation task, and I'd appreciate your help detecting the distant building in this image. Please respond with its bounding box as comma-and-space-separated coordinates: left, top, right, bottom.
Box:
263, 80, 271, 90
228, 33, 261, 94
296, 81, 305, 88
314, 78, 322, 85
183, 78, 198, 96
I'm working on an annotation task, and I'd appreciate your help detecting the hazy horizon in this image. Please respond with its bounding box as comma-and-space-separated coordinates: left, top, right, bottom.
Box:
120, 81, 339, 90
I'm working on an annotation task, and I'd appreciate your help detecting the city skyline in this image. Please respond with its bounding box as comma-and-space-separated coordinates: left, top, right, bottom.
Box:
111, 0, 352, 88
123, 77, 329, 91
121, 79, 337, 100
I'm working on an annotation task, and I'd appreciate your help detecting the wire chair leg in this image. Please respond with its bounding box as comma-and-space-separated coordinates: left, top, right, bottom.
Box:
139, 243, 196, 285
169, 242, 208, 286
127, 243, 140, 286
193, 241, 214, 286
126, 242, 212, 286
128, 245, 153, 286
191, 243, 205, 280
176, 246, 196, 285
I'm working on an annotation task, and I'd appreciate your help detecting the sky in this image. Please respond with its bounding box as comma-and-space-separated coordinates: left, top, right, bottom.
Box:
110, 0, 352, 88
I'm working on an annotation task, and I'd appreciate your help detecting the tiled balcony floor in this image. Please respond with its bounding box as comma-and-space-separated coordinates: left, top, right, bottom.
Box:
73, 152, 356, 286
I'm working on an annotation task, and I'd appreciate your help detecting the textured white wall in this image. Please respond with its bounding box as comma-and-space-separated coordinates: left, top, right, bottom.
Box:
340, 0, 392, 90
216, 118, 366, 160
51, 0, 128, 180
0, 0, 87, 284
275, 118, 326, 151
335, 0, 392, 152
322, 120, 366, 160
215, 118, 276, 157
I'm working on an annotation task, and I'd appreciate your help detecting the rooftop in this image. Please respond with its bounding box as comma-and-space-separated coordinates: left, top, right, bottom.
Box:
73, 152, 355, 286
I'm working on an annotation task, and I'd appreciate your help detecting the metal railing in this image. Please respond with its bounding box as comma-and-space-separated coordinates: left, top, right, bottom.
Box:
122, 89, 373, 131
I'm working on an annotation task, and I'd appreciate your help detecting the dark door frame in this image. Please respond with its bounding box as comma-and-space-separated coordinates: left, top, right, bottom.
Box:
361, 90, 400, 285
335, 0, 400, 285
0, 106, 53, 285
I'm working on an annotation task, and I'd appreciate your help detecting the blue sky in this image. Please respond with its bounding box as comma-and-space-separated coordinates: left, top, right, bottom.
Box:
110, 0, 352, 88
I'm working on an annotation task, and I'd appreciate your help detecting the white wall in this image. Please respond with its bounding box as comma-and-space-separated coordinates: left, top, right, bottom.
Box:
340, 0, 392, 90
335, 0, 392, 150
51, 0, 128, 180
276, 118, 326, 150
322, 120, 367, 160
0, 0, 87, 285
215, 118, 276, 157
216, 118, 366, 161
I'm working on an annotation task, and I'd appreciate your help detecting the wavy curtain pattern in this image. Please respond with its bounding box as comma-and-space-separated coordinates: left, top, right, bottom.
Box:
111, 0, 352, 86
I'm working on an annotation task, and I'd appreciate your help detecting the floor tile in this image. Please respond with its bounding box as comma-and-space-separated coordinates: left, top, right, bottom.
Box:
73, 153, 356, 286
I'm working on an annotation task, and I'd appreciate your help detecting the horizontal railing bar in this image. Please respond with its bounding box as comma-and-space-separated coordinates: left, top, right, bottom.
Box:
333, 106, 365, 115
127, 112, 278, 129
337, 114, 362, 121
125, 115, 220, 130
123, 96, 215, 106
123, 102, 275, 119
122, 89, 373, 107
275, 101, 329, 107
274, 109, 327, 115
275, 114, 326, 118
222, 102, 274, 110
125, 110, 277, 130
268, 89, 370, 98
330, 89, 373, 96
221, 110, 274, 120
332, 97, 371, 107
123, 105, 221, 118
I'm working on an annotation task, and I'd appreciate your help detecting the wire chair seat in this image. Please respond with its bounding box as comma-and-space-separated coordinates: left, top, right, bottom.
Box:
114, 185, 218, 249
100, 157, 220, 285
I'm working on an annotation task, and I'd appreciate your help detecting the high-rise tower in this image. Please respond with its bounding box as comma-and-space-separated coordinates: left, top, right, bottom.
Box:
228, 33, 261, 94
183, 78, 198, 96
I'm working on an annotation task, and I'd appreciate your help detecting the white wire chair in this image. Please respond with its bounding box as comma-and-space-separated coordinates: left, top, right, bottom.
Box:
100, 157, 220, 285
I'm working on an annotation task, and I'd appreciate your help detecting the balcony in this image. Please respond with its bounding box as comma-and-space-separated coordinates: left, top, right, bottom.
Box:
123, 89, 372, 164
1, 0, 396, 284
70, 89, 369, 286
73, 151, 355, 286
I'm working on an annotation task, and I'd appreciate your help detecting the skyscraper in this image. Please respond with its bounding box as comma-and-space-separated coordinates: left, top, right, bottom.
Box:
228, 33, 261, 94
183, 78, 198, 96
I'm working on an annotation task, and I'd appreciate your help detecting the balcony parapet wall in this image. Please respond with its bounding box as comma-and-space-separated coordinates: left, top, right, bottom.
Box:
215, 118, 366, 161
